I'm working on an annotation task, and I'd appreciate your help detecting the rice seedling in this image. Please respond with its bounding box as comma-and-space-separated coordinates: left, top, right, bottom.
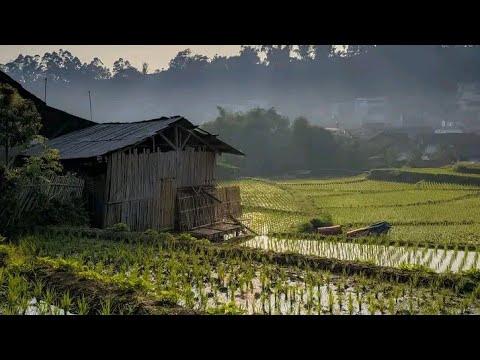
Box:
53, 305, 62, 315
377, 297, 386, 314
77, 295, 89, 315
356, 292, 363, 313
348, 292, 354, 315
60, 291, 72, 315
99, 298, 112, 315
337, 291, 343, 312
328, 289, 334, 314
19, 296, 30, 315
33, 280, 44, 302
368, 295, 376, 315
388, 296, 395, 315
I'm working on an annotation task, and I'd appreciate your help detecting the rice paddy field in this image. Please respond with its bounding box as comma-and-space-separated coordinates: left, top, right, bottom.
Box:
2, 230, 480, 315
219, 175, 480, 246
3, 172, 480, 315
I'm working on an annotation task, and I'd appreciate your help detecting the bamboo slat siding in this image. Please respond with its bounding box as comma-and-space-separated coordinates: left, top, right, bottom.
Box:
104, 148, 216, 231
177, 186, 242, 231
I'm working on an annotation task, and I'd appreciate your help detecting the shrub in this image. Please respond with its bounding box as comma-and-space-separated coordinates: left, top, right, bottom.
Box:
194, 238, 211, 246
398, 263, 434, 273
298, 215, 334, 233
144, 229, 160, 237
157, 290, 181, 307
39, 198, 89, 227
1, 147, 89, 236
453, 162, 480, 175
310, 216, 333, 228
298, 222, 314, 233
461, 268, 480, 280
108, 223, 130, 232
178, 233, 197, 242
207, 302, 246, 315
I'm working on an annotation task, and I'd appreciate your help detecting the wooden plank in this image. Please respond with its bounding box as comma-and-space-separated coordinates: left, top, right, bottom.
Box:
180, 133, 192, 149
158, 131, 177, 150
176, 125, 216, 152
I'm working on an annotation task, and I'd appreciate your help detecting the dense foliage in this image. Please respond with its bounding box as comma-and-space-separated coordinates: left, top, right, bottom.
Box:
0, 83, 41, 165
0, 87, 88, 236
205, 107, 368, 176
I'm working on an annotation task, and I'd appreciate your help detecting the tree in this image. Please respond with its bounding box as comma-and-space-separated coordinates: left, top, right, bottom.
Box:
142, 62, 149, 75
112, 58, 141, 79
0, 84, 42, 165
295, 45, 314, 61
260, 45, 293, 68
168, 49, 209, 73
312, 45, 333, 60
83, 58, 111, 80
2, 54, 43, 83
41, 49, 83, 82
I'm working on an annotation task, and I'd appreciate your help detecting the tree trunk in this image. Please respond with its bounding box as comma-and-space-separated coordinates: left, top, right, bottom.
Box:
4, 144, 8, 166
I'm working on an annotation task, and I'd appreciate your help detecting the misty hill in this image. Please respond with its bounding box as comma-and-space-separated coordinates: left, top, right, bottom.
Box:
2, 46, 480, 126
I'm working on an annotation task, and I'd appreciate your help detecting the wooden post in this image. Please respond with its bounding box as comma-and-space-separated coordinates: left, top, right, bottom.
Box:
174, 126, 179, 148
88, 91, 93, 122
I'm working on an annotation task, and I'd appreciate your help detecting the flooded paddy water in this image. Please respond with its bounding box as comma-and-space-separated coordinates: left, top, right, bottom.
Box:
177, 266, 478, 315
242, 236, 480, 273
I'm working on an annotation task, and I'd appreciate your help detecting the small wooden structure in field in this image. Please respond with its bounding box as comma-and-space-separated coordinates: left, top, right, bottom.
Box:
22, 116, 245, 239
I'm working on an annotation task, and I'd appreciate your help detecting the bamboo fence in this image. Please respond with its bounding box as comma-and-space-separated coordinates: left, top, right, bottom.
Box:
2, 174, 85, 226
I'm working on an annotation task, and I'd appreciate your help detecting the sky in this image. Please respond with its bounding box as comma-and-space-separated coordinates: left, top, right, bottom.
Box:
0, 45, 243, 71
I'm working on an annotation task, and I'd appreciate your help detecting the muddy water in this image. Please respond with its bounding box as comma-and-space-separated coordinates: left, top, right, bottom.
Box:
2, 298, 74, 315
242, 236, 480, 273
176, 269, 476, 315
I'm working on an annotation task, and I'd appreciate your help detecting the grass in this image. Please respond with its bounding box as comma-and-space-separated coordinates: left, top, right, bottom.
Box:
402, 166, 480, 178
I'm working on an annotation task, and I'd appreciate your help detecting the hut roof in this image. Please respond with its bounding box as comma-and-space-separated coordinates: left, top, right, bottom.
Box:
22, 116, 244, 159
0, 70, 96, 138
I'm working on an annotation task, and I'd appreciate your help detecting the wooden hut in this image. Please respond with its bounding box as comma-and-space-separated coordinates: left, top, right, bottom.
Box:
22, 116, 245, 237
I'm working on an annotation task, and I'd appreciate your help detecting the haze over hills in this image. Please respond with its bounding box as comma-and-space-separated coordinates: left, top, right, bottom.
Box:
1, 45, 480, 127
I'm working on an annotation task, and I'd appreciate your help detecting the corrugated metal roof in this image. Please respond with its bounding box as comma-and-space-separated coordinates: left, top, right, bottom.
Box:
22, 116, 244, 159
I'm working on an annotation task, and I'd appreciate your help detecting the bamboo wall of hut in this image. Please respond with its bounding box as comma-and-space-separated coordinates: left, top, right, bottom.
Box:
103, 147, 217, 231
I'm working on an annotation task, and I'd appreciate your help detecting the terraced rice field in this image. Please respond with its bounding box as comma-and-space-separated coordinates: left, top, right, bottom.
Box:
217, 175, 480, 277
219, 175, 480, 251
3, 173, 480, 315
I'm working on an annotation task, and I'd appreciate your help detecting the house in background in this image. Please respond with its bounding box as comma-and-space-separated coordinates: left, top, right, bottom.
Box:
366, 130, 418, 167
355, 97, 389, 128
418, 133, 480, 162
22, 116, 245, 238
456, 82, 480, 132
